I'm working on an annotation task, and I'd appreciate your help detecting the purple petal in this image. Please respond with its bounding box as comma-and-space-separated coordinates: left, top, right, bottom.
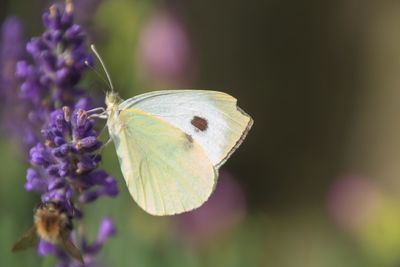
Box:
77, 136, 99, 150
25, 168, 47, 192
48, 178, 65, 191
98, 217, 116, 242
86, 217, 116, 254
38, 239, 57, 256
79, 191, 99, 203
16, 61, 29, 77
102, 176, 119, 197
64, 25, 81, 39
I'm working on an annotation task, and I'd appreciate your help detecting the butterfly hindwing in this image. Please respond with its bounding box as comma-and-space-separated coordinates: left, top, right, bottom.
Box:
109, 108, 217, 215
118, 90, 253, 167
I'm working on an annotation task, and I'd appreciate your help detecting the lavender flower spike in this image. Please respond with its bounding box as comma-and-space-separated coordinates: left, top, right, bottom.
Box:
24, 106, 119, 266
11, 1, 118, 266
29, 107, 118, 214
16, 0, 94, 147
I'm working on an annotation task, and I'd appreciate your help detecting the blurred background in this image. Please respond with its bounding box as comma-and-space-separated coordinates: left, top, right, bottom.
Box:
2, 0, 400, 266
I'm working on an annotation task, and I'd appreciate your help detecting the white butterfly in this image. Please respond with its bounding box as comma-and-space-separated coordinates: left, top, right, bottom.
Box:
91, 46, 253, 216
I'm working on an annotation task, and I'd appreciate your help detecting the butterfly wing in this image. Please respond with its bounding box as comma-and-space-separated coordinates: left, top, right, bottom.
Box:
118, 90, 253, 168
109, 108, 217, 215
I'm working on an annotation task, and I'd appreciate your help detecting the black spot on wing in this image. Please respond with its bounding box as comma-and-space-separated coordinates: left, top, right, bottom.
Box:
185, 133, 193, 143
191, 116, 208, 132
183, 133, 194, 150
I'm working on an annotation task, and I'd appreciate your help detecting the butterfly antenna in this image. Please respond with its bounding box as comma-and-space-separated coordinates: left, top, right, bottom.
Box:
90, 44, 115, 92
84, 61, 110, 94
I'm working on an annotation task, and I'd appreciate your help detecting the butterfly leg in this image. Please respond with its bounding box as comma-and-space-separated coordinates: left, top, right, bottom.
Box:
93, 138, 112, 162
86, 107, 105, 115
89, 112, 108, 119
102, 138, 112, 148
87, 107, 108, 119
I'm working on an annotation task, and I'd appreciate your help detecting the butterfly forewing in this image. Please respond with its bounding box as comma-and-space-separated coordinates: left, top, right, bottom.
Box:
118, 90, 253, 167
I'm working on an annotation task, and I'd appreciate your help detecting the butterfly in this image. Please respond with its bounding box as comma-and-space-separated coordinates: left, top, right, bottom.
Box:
92, 46, 253, 216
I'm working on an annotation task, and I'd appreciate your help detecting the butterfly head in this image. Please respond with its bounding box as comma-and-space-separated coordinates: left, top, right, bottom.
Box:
105, 91, 120, 111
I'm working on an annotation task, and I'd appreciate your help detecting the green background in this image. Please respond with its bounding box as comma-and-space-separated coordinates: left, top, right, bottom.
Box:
3, 0, 400, 266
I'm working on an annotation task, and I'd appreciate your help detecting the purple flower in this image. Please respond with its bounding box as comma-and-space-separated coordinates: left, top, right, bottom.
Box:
16, 0, 94, 147
27, 107, 118, 215
25, 168, 48, 192
84, 217, 117, 255
12, 1, 118, 266
38, 217, 116, 267
136, 8, 194, 86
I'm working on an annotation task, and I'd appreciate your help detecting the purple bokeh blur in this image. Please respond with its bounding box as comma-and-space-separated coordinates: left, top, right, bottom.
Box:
327, 175, 382, 231
136, 8, 194, 86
